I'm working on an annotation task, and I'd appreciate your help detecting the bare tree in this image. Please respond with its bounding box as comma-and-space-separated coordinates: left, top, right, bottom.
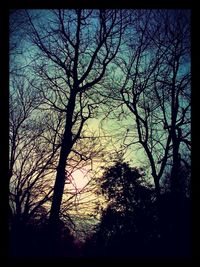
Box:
9, 73, 58, 227
23, 9, 125, 230
156, 10, 191, 197
110, 10, 190, 200
9, 70, 104, 231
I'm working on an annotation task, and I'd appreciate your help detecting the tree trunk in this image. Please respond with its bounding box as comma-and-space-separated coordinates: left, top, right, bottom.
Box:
170, 129, 183, 254
154, 176, 161, 200
171, 136, 180, 196
48, 146, 69, 229
49, 92, 76, 231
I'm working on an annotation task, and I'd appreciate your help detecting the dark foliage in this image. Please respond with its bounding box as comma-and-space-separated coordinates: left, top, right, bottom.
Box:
8, 161, 191, 260
9, 218, 78, 259
83, 161, 191, 259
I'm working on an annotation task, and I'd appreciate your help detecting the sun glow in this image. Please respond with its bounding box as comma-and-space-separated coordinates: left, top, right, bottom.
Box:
72, 169, 90, 190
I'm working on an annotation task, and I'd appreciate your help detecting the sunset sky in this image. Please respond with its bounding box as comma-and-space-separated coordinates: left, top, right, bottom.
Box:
9, 9, 191, 242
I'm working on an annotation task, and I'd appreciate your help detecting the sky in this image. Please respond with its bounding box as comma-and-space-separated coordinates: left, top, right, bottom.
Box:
9, 9, 191, 239
8, 8, 157, 205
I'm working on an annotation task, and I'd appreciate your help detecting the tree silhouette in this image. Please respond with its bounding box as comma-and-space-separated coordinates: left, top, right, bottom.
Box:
84, 161, 157, 258
23, 9, 125, 231
105, 10, 191, 201
9, 72, 54, 227
9, 9, 191, 260
103, 12, 191, 253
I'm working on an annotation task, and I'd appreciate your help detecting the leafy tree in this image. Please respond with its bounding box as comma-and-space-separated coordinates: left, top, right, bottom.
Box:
85, 161, 156, 258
